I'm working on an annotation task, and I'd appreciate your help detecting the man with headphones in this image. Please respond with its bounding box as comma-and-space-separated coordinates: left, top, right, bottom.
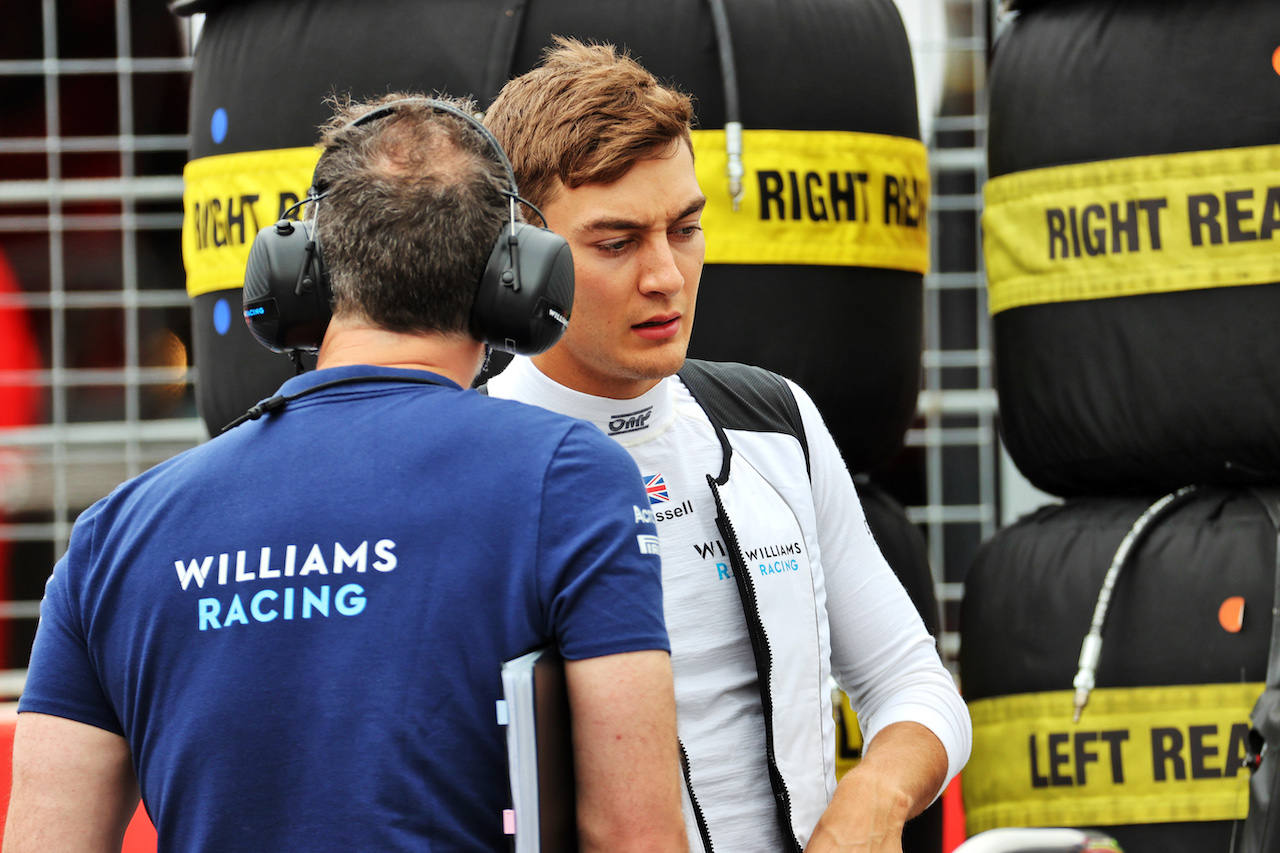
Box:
482, 40, 971, 853
5, 94, 688, 853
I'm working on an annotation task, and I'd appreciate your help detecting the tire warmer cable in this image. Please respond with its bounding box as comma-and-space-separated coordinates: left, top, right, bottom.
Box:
1072, 485, 1199, 722
706, 0, 745, 210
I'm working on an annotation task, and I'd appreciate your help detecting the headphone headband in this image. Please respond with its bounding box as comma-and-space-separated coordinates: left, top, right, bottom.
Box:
340, 97, 519, 192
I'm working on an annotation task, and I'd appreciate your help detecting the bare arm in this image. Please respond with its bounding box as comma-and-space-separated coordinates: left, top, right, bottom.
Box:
565, 649, 688, 853
4, 712, 139, 853
804, 721, 948, 853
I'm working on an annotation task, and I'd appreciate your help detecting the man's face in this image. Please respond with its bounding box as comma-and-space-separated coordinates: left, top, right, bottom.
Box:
532, 142, 706, 399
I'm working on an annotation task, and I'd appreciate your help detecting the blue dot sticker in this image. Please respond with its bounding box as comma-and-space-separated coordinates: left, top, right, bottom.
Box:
211, 108, 228, 144
214, 297, 232, 335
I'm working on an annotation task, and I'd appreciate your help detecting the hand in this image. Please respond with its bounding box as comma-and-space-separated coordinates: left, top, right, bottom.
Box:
803, 762, 911, 852
804, 721, 948, 853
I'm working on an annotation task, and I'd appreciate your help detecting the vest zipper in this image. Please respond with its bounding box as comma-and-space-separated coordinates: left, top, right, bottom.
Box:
679, 738, 715, 853
706, 474, 804, 853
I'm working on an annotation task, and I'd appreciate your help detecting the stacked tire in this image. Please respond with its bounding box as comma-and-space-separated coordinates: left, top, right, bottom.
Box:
961, 490, 1275, 852
963, 1, 1280, 850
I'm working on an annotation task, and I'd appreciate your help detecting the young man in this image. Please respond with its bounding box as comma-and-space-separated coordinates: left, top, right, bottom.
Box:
5, 94, 688, 853
484, 39, 972, 853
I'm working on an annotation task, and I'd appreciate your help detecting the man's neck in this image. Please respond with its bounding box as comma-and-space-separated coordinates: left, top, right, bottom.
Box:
491, 357, 676, 440
529, 352, 665, 400
317, 316, 486, 388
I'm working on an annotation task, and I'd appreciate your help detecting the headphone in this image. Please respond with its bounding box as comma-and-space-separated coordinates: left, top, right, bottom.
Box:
241, 98, 574, 357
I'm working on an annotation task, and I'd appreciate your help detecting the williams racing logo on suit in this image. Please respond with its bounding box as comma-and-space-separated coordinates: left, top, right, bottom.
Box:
744, 541, 805, 576
691, 538, 806, 580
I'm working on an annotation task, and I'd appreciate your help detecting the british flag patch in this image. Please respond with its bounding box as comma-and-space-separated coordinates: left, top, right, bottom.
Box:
644, 473, 670, 505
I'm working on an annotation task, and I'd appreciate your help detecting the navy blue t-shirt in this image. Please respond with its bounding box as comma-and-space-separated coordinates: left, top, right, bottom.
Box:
20, 365, 668, 852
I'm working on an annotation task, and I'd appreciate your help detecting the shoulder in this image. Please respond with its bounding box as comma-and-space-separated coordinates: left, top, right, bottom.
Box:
549, 418, 644, 480
679, 359, 818, 480
679, 358, 811, 439
678, 359, 803, 432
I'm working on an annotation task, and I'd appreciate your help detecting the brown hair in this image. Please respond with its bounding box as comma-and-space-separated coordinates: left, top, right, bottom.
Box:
484, 37, 695, 212
312, 93, 510, 335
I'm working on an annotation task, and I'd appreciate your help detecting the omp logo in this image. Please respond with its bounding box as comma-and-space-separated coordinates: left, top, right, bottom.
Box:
609, 406, 653, 435
637, 535, 661, 555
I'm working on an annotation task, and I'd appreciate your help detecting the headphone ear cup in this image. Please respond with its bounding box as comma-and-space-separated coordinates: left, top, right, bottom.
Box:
243, 219, 333, 353
471, 222, 574, 356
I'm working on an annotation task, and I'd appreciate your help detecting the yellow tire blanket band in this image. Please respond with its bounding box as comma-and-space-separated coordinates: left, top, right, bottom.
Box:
180, 130, 930, 298
182, 147, 321, 299
690, 129, 928, 272
983, 143, 1280, 315
834, 689, 864, 780
964, 683, 1262, 833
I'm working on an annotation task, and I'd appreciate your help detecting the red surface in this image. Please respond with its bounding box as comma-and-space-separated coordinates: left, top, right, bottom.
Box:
122, 806, 158, 851
942, 773, 966, 852
0, 248, 39, 429
0, 248, 40, 673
